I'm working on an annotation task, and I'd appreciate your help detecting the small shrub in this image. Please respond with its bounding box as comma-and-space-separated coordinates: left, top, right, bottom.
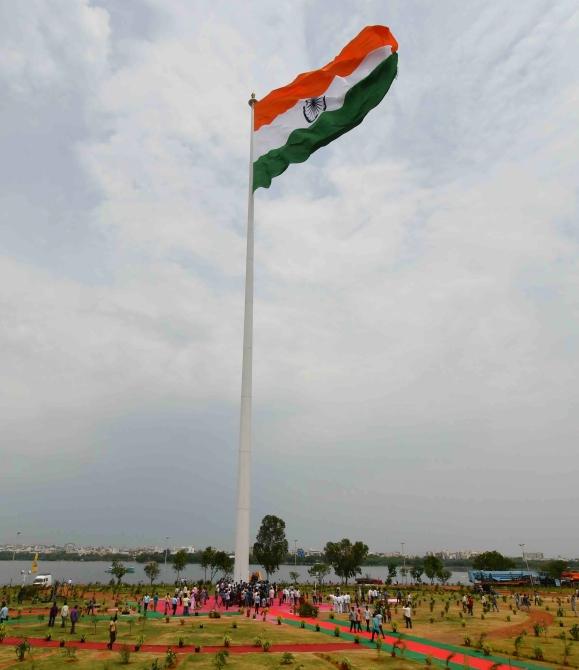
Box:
178, 636, 185, 648
14, 639, 31, 661
300, 620, 305, 629
334, 626, 340, 637
506, 615, 511, 622
280, 651, 295, 665
165, 647, 177, 668
297, 601, 318, 618
118, 644, 131, 665
44, 634, 52, 642
533, 622, 544, 637
482, 644, 492, 656
223, 634, 231, 648
461, 620, 466, 628
253, 636, 263, 648
277, 616, 282, 625
315, 623, 320, 632
329, 612, 335, 620
392, 621, 398, 632
232, 621, 237, 629
354, 634, 360, 644
59, 639, 66, 648
262, 639, 271, 652
165, 616, 170, 623
533, 646, 544, 661
62, 646, 77, 660
213, 649, 229, 670
195, 645, 201, 653
0, 623, 6, 642
339, 658, 353, 670
429, 617, 435, 624
180, 618, 185, 626
570, 624, 579, 641
557, 607, 565, 618
463, 636, 472, 647
375, 637, 383, 653
480, 613, 485, 620
425, 655, 433, 666
513, 633, 524, 657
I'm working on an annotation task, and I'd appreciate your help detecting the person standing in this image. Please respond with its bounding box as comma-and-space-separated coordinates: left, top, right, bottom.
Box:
60, 602, 69, 628
70, 605, 79, 634
348, 607, 356, 632
48, 602, 58, 627
364, 605, 371, 632
403, 603, 413, 629
0, 602, 8, 622
355, 607, 363, 632
153, 593, 159, 611
377, 610, 385, 638
371, 612, 382, 642
108, 617, 117, 649
143, 594, 150, 614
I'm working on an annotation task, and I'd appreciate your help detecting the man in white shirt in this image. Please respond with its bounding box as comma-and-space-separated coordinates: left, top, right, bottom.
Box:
403, 604, 412, 629
60, 602, 69, 628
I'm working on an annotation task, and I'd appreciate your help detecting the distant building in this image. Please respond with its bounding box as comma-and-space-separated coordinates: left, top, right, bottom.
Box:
524, 552, 544, 560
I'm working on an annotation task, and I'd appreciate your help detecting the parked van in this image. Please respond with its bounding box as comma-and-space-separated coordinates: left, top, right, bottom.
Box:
32, 574, 52, 588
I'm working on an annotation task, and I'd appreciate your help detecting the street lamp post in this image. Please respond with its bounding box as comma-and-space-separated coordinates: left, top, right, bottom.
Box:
12, 531, 21, 561
519, 543, 534, 591
164, 537, 170, 566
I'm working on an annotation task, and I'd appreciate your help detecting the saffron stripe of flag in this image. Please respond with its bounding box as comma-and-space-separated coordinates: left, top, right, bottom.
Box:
252, 25, 398, 190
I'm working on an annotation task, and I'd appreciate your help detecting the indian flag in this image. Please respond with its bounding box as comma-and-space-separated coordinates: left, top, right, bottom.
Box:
253, 25, 398, 191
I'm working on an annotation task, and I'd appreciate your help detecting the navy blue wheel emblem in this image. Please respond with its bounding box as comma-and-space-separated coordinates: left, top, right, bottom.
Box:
303, 96, 326, 123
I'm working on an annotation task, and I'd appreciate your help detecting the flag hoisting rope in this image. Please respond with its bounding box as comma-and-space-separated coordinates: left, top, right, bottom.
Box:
234, 26, 398, 582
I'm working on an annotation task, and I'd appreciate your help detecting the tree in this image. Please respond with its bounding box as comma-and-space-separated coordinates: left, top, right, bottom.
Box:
172, 549, 189, 581
423, 555, 444, 584
201, 546, 215, 583
544, 559, 568, 580
208, 550, 233, 582
253, 515, 289, 579
386, 560, 398, 585
438, 568, 452, 585
410, 563, 424, 584
472, 551, 516, 571
308, 563, 331, 586
324, 539, 369, 584
143, 561, 160, 586
289, 571, 300, 584
110, 560, 128, 586
217, 552, 234, 578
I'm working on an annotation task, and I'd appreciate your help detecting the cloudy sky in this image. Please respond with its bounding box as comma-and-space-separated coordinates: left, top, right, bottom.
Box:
1, 0, 578, 557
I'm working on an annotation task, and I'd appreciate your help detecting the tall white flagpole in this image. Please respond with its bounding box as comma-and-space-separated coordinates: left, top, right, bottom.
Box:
234, 93, 257, 583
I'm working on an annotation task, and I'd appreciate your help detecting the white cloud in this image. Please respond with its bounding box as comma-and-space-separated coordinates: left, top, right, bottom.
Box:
1, 0, 578, 554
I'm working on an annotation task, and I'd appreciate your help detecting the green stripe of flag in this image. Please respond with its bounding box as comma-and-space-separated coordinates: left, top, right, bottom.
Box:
253, 52, 398, 191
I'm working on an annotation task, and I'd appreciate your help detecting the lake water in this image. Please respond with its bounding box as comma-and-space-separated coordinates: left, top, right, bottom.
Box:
0, 561, 470, 586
